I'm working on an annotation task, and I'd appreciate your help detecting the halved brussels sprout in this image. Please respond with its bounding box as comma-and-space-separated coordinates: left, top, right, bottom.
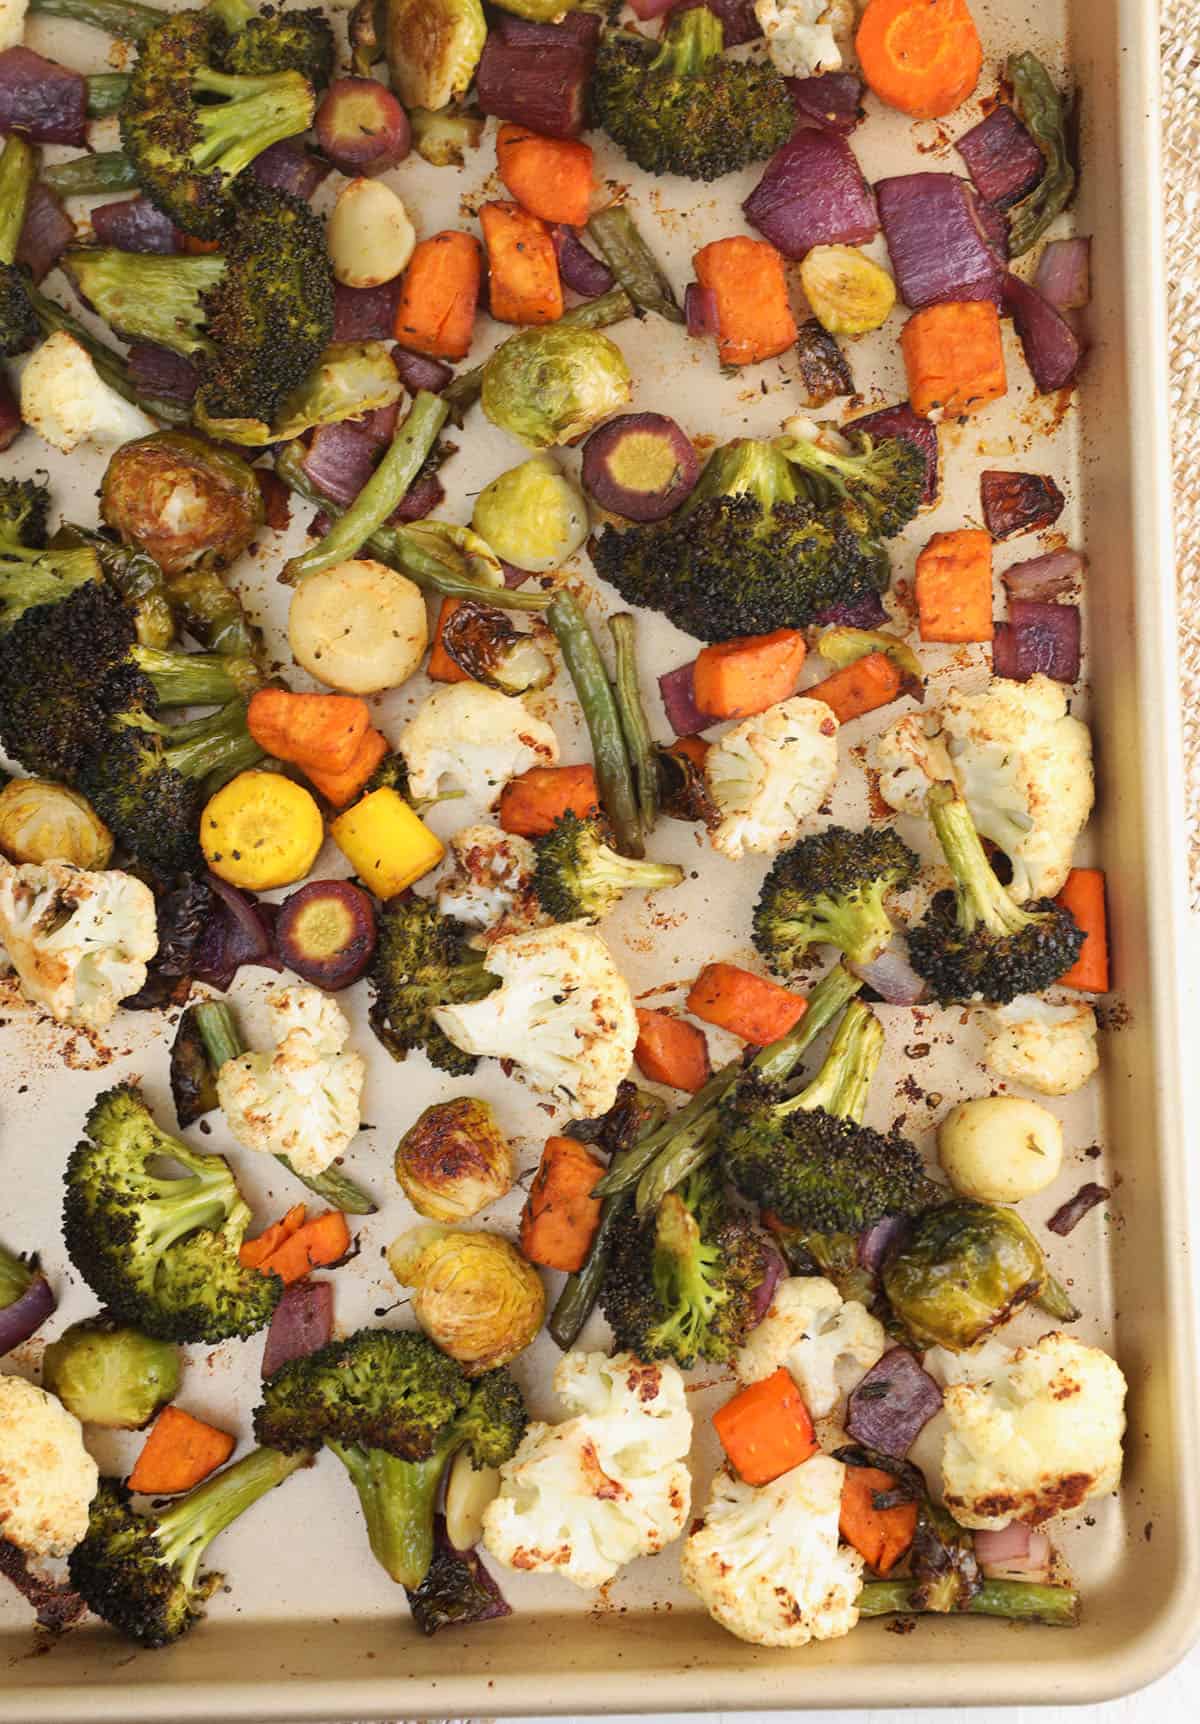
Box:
481, 325, 632, 450
798, 245, 897, 337
401, 520, 506, 588
817, 625, 923, 692
42, 1320, 181, 1429
194, 342, 403, 448
388, 1224, 545, 1373
492, 0, 576, 17
410, 106, 486, 167
472, 455, 588, 573
395, 1097, 516, 1222
0, 779, 114, 869
101, 431, 264, 576
385, 0, 487, 112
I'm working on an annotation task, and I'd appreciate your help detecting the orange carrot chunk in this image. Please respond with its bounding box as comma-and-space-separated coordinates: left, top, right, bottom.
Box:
713, 1369, 818, 1486
692, 629, 807, 721
1055, 868, 1110, 992
258, 1211, 351, 1286
693, 236, 798, 367
394, 231, 483, 360
915, 527, 994, 643
302, 727, 389, 808
519, 1136, 604, 1272
239, 1203, 307, 1271
856, 0, 983, 120
686, 962, 807, 1045
806, 652, 905, 723
839, 1464, 919, 1576
496, 123, 593, 227
428, 597, 473, 684
901, 300, 1006, 419
128, 1405, 236, 1496
498, 764, 600, 837
247, 689, 371, 774
634, 1008, 712, 1093
480, 201, 564, 326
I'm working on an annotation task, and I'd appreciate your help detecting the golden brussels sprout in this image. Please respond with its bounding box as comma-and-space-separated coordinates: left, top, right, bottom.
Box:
385, 0, 486, 111
100, 431, 263, 576
0, 779, 113, 869
395, 1097, 516, 1222
492, 0, 576, 17
472, 456, 588, 573
798, 245, 896, 336
481, 326, 633, 450
388, 1225, 545, 1373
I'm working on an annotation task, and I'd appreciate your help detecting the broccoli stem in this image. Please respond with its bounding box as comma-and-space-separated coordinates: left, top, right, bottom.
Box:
0, 1241, 34, 1308
155, 1446, 310, 1590
0, 546, 105, 628
86, 73, 131, 117
42, 152, 139, 196
160, 699, 263, 781
927, 783, 1033, 939
328, 1441, 446, 1589
608, 612, 659, 833
188, 70, 316, 181
64, 249, 224, 358
28, 0, 164, 42
653, 3, 723, 73
192, 1001, 378, 1217
857, 1578, 1080, 1628
782, 999, 884, 1126
162, 567, 265, 662
31, 291, 192, 425
442, 287, 635, 420
132, 644, 260, 705
548, 589, 644, 859
586, 206, 682, 326
0, 137, 35, 267
280, 391, 450, 587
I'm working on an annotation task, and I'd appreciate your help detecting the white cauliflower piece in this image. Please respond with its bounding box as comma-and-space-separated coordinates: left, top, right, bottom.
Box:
681, 1455, 862, 1647
20, 333, 156, 454
399, 684, 558, 803
705, 697, 839, 860
435, 824, 546, 945
0, 1377, 98, 1558
754, 0, 850, 78
433, 922, 637, 1118
482, 1351, 691, 1589
0, 859, 157, 1029
0, 0, 28, 51
735, 1276, 885, 1417
982, 996, 1100, 1095
923, 1337, 1015, 1389
873, 676, 1094, 901
940, 1331, 1127, 1529
216, 984, 365, 1178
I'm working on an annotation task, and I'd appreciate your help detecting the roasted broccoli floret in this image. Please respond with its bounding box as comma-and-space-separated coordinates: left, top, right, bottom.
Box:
368, 894, 500, 1075
119, 10, 316, 237
68, 1449, 308, 1648
753, 826, 921, 973
907, 783, 1085, 1005
0, 542, 105, 634
601, 1164, 774, 1369
0, 136, 37, 357
364, 749, 412, 799
63, 1083, 282, 1344
0, 478, 49, 550
590, 438, 889, 643
533, 810, 684, 923
254, 1329, 527, 1589
591, 8, 793, 182
776, 430, 927, 541
722, 999, 936, 1233
222, 4, 334, 84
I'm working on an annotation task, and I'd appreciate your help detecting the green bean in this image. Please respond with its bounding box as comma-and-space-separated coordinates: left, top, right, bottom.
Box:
42, 152, 138, 196
0, 137, 35, 264
1007, 53, 1076, 258
634, 1112, 719, 1217
608, 612, 658, 833
857, 1579, 1080, 1628
30, 0, 163, 39
587, 206, 683, 325
86, 73, 131, 118
547, 588, 643, 859
442, 287, 635, 420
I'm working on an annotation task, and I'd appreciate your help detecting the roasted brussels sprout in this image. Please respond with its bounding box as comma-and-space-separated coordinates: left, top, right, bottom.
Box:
882, 1201, 1063, 1352
388, 1225, 545, 1373
0, 779, 114, 869
492, 0, 577, 17
472, 455, 588, 573
481, 326, 632, 450
395, 1097, 516, 1222
100, 432, 264, 576
42, 1319, 181, 1429
441, 602, 554, 695
385, 0, 487, 112
410, 106, 485, 168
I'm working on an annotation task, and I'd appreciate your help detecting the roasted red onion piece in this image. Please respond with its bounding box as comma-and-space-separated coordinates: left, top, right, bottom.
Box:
389, 468, 444, 523
261, 1280, 334, 1378
980, 469, 1066, 540
354, 402, 400, 447
1047, 1181, 1110, 1237
993, 599, 1081, 684
976, 1524, 1052, 1580
194, 872, 282, 992
748, 1239, 786, 1327
1003, 271, 1081, 393
787, 71, 866, 133
659, 662, 715, 737
391, 346, 453, 393
849, 942, 927, 1005
316, 77, 410, 176
582, 412, 700, 521
1034, 236, 1091, 312
679, 0, 762, 43
552, 225, 615, 298
684, 281, 718, 337
91, 195, 182, 255
0, 371, 19, 452
629, 0, 676, 20
876, 173, 1006, 309
810, 588, 889, 629
744, 128, 877, 259
956, 104, 1045, 210
0, 47, 87, 145
0, 1266, 56, 1356
794, 317, 855, 406
846, 1346, 943, 1454
475, 13, 600, 140
857, 1214, 911, 1273
302, 420, 379, 507
1001, 549, 1083, 602
406, 1517, 513, 1636
275, 879, 378, 988
17, 184, 73, 282
848, 401, 939, 505
332, 278, 402, 343
126, 342, 200, 406
249, 139, 331, 200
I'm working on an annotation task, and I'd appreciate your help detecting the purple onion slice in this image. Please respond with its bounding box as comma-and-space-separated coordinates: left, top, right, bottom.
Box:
787, 71, 866, 134
876, 173, 1005, 309
1034, 237, 1091, 313
993, 599, 1081, 684
745, 128, 877, 260
1001, 549, 1083, 603
956, 105, 1045, 211
552, 225, 615, 298
0, 1267, 56, 1357
1003, 271, 1081, 393
980, 469, 1066, 540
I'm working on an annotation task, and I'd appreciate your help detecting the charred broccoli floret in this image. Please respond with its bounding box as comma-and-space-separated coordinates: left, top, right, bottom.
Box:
0, 478, 49, 550
63, 1083, 283, 1344
753, 826, 921, 973
776, 429, 927, 541
368, 895, 499, 1075
907, 783, 1084, 1005
591, 8, 793, 182
68, 1449, 308, 1648
0, 136, 37, 357
601, 1164, 774, 1369
222, 5, 334, 84
364, 750, 412, 799
722, 999, 937, 1233
590, 438, 889, 643
254, 1329, 527, 1589
533, 810, 684, 923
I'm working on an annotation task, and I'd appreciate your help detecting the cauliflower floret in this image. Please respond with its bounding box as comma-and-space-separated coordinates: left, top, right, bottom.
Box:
0, 1376, 99, 1558
681, 1455, 862, 1647
435, 824, 547, 945
0, 859, 157, 1029
939, 1331, 1127, 1529
433, 922, 637, 1118
982, 995, 1100, 1095
705, 697, 839, 860
216, 984, 365, 1178
20, 332, 157, 454
873, 676, 1094, 901
755, 0, 851, 78
399, 684, 558, 804
482, 1351, 692, 1589
0, 0, 28, 52
734, 1276, 885, 1417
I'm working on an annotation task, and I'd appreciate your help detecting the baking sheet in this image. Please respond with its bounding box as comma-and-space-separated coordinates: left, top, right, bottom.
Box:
1, 0, 1198, 1714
